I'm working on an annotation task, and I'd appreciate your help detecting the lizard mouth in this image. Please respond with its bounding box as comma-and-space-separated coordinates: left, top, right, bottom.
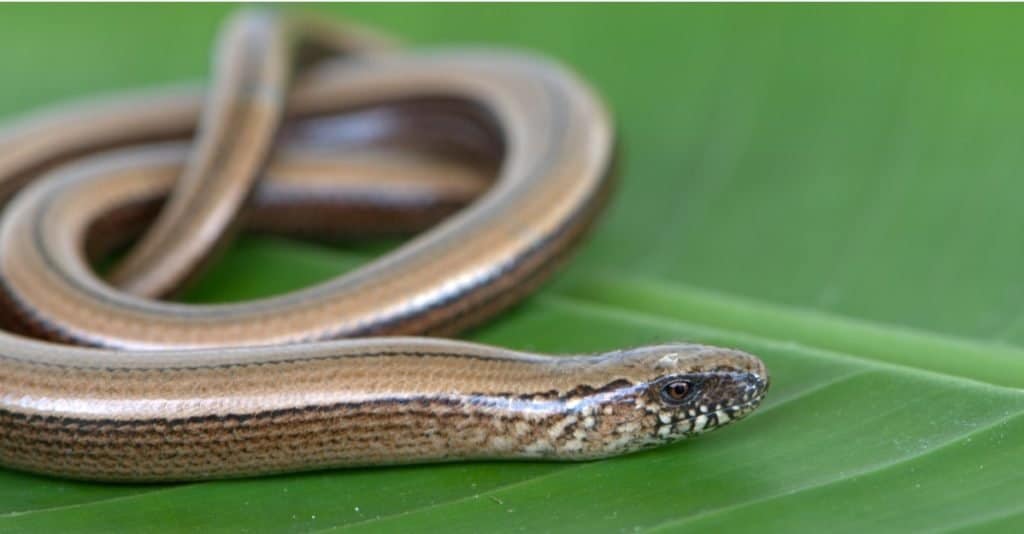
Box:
685, 395, 766, 435
643, 397, 767, 447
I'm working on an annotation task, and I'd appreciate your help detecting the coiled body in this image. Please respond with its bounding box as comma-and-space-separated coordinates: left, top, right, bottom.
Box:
0, 10, 769, 481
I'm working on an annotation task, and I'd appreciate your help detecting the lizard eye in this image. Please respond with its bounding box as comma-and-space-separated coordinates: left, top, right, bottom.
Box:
660, 380, 693, 404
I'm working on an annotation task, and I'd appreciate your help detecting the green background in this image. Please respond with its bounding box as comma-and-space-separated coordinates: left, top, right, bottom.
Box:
2, 3, 1024, 532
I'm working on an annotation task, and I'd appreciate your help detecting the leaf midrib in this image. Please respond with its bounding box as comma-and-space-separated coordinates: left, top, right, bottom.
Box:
558, 272, 1024, 389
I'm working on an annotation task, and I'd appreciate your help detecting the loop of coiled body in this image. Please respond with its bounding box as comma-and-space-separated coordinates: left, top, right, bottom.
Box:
0, 10, 769, 481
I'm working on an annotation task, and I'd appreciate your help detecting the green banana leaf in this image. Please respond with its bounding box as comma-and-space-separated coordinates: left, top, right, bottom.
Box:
2, 4, 1023, 532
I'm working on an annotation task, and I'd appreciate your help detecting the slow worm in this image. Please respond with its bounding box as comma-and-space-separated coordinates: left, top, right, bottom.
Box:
0, 10, 769, 481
